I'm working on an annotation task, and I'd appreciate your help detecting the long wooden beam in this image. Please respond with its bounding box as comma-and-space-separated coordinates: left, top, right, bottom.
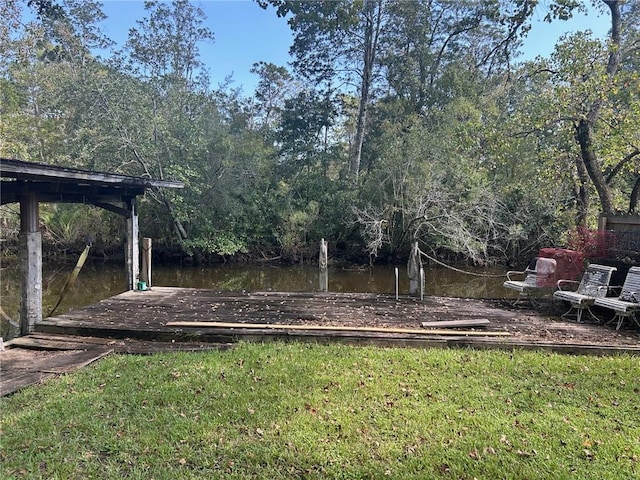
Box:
421, 319, 490, 328
167, 321, 511, 337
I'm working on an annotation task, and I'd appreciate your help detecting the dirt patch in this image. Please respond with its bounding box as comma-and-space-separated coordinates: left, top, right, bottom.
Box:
474, 299, 639, 347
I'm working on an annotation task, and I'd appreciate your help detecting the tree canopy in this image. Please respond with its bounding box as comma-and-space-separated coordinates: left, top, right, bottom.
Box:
1, 0, 638, 264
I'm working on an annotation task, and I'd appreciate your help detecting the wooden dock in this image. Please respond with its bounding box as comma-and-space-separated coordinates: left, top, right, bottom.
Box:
23, 287, 640, 351
31, 287, 510, 342
3, 287, 639, 395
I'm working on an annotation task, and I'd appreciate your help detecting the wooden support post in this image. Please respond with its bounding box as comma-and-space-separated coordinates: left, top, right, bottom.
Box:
597, 214, 608, 232
140, 237, 152, 288
125, 198, 139, 291
19, 191, 42, 335
395, 267, 399, 300
319, 238, 328, 292
408, 241, 422, 295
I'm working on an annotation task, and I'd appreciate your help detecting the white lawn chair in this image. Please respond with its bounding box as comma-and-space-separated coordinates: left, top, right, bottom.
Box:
594, 266, 640, 330
504, 257, 557, 303
553, 264, 617, 323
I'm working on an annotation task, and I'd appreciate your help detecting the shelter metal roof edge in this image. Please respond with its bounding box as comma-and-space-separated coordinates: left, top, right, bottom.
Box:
0, 158, 184, 189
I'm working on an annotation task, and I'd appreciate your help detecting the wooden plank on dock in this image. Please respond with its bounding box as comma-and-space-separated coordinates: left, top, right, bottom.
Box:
28, 287, 640, 355
6, 333, 111, 351
167, 321, 511, 337
6, 333, 234, 355
421, 319, 490, 328
0, 347, 112, 396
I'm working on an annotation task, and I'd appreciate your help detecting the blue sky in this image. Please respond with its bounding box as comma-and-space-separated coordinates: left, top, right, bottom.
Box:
97, 0, 611, 93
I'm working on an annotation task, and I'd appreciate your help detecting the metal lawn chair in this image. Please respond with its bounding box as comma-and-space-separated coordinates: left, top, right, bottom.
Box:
553, 264, 617, 323
594, 266, 640, 330
503, 257, 557, 304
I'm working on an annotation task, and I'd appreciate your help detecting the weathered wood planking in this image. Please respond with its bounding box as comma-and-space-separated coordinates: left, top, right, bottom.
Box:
6, 287, 638, 396
45, 288, 504, 326
0, 347, 112, 396
421, 319, 491, 328
167, 320, 508, 336
30, 287, 608, 326
32, 287, 514, 347
29, 287, 640, 355
6, 333, 110, 351
6, 333, 233, 355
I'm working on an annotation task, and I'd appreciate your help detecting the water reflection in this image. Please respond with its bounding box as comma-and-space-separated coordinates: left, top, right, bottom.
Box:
0, 261, 512, 323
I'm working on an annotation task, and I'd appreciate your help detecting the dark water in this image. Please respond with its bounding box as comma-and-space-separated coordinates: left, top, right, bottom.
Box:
0, 260, 513, 326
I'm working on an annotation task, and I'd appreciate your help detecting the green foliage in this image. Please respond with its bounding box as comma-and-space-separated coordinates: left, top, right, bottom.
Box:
182, 233, 247, 257
39, 204, 122, 249
250, 61, 294, 131
2, 0, 639, 263
515, 14, 640, 216
0, 205, 21, 246
357, 77, 567, 264
277, 200, 319, 257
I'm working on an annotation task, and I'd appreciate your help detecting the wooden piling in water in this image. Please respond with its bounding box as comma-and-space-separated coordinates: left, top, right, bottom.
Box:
19, 191, 41, 335
141, 238, 152, 288
395, 267, 399, 300
408, 241, 422, 295
125, 198, 139, 291
319, 238, 328, 292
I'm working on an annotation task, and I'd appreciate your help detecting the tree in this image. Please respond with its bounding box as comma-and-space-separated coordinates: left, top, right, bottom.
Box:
350, 0, 588, 261
573, 0, 621, 215
517, 0, 640, 218
249, 61, 295, 131
354, 110, 516, 264
381, 0, 519, 115
26, 0, 64, 19
259, 0, 386, 179
6, 0, 637, 263
126, 0, 213, 84
113, 0, 215, 244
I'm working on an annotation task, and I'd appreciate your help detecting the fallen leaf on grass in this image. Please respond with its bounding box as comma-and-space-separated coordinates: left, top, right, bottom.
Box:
517, 449, 536, 457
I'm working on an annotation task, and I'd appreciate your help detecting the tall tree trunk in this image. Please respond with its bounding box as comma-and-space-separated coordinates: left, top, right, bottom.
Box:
574, 119, 615, 215
573, 154, 590, 227
350, 0, 382, 179
630, 175, 640, 214
573, 0, 622, 216
161, 192, 188, 243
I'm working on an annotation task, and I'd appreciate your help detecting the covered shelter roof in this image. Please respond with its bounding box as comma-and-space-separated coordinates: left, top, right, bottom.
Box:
1, 158, 183, 336
1, 158, 183, 208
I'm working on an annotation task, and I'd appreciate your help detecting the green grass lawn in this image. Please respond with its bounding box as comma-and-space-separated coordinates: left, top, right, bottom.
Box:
1, 342, 639, 479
